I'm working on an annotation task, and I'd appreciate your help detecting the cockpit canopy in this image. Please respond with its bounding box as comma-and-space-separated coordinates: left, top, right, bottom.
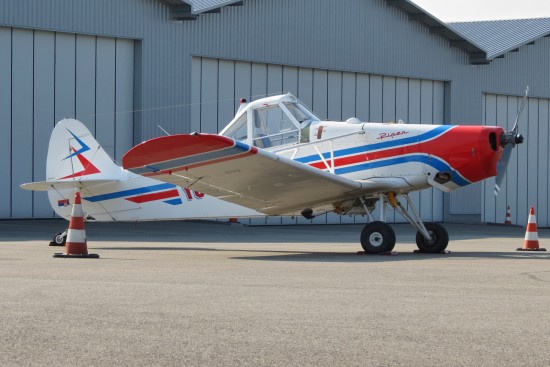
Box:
220, 94, 319, 149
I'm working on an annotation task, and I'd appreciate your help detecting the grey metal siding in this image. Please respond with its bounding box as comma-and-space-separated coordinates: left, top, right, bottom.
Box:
33, 31, 55, 217
0, 26, 134, 218
0, 0, 549, 222
11, 28, 34, 218
0, 28, 11, 218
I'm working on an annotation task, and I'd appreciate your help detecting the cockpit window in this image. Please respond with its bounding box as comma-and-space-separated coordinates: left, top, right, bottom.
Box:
283, 102, 317, 125
252, 105, 300, 148
224, 112, 248, 142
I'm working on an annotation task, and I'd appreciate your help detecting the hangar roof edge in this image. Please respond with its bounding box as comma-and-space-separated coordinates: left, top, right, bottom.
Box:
448, 18, 550, 60
386, 0, 550, 65
385, 0, 489, 64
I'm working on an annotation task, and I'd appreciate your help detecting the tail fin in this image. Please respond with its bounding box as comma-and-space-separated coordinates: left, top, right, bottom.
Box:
20, 119, 127, 220
21, 119, 123, 191
47, 118, 122, 183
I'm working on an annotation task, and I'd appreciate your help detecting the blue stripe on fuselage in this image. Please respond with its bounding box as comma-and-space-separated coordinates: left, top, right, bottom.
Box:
295, 125, 454, 164
84, 183, 176, 202
334, 154, 470, 187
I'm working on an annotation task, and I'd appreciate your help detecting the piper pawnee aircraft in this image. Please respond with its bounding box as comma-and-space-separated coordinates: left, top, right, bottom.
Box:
21, 90, 526, 253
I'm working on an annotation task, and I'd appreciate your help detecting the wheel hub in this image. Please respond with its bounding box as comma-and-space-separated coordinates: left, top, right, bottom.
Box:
369, 232, 383, 247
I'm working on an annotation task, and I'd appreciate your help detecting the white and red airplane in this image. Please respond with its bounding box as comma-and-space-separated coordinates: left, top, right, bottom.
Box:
22, 92, 525, 253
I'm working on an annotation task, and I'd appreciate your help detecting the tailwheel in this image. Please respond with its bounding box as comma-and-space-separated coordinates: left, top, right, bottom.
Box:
49, 230, 67, 246
360, 221, 396, 254
415, 223, 449, 253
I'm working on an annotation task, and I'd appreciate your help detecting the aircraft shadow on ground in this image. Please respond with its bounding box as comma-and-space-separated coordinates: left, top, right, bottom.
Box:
94, 245, 550, 263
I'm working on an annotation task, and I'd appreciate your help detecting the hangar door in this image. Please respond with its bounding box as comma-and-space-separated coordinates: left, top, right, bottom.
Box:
191, 57, 446, 225
481, 93, 550, 227
0, 27, 135, 219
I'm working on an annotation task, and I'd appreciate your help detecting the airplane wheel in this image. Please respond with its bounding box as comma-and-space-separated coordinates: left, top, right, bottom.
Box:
51, 232, 67, 246
415, 223, 449, 253
360, 221, 396, 254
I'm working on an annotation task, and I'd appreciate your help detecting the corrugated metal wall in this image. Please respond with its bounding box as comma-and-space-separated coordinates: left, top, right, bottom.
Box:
0, 26, 134, 218
482, 93, 550, 227
192, 56, 446, 225
1, 0, 550, 222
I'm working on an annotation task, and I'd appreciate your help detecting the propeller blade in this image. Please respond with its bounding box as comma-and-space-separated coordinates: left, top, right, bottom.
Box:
495, 86, 529, 196
494, 144, 513, 196
512, 86, 529, 134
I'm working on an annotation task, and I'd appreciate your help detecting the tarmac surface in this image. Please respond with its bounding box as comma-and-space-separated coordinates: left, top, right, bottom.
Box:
0, 219, 549, 367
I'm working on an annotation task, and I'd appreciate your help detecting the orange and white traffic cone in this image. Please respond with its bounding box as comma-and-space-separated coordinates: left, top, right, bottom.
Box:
53, 191, 99, 258
516, 206, 546, 252
505, 206, 512, 225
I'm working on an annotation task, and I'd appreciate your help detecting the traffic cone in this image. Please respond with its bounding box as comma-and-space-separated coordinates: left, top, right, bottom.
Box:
516, 206, 546, 251
228, 217, 242, 226
53, 191, 99, 258
505, 206, 512, 225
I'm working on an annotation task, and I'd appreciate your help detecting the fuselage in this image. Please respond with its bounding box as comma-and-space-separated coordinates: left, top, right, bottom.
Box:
271, 119, 504, 196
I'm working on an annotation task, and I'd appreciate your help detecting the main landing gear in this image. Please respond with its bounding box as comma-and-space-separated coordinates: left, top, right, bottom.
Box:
359, 193, 449, 254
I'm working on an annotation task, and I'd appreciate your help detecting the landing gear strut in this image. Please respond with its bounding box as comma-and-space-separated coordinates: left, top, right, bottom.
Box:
359, 193, 449, 254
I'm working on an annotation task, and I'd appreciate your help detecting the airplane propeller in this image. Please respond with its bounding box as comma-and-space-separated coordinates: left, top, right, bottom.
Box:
494, 86, 528, 196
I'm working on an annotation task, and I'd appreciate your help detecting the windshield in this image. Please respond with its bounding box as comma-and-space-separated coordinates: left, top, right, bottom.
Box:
252, 105, 300, 148
284, 102, 318, 125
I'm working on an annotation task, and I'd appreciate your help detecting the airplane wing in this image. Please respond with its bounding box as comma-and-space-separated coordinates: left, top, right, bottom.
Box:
122, 134, 403, 216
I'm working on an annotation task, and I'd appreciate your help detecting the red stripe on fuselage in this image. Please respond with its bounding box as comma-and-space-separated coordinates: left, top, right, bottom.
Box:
125, 189, 179, 203
308, 125, 502, 183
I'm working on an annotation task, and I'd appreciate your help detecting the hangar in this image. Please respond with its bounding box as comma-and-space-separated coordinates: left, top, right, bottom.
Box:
1, 0, 550, 226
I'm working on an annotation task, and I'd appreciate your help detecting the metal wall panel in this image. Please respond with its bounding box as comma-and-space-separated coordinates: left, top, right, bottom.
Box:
538, 100, 549, 227
95, 37, 116, 158
54, 33, 76, 123
282, 66, 298, 97
200, 58, 219, 133
76, 35, 97, 134
192, 57, 446, 225
251, 63, 267, 102
32, 31, 55, 217
297, 67, 313, 110
11, 28, 33, 218
312, 69, 328, 120
115, 39, 135, 162
234, 61, 251, 112
0, 27, 12, 218
327, 70, 342, 121
355, 74, 370, 122
217, 59, 235, 131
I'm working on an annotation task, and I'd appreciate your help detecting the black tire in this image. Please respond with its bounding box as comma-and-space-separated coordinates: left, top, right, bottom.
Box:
360, 221, 396, 254
52, 232, 67, 246
415, 223, 449, 253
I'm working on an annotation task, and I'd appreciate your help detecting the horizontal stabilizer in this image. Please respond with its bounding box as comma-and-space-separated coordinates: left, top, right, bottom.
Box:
20, 179, 119, 192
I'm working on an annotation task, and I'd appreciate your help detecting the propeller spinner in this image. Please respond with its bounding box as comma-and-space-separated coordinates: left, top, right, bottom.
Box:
494, 86, 528, 196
